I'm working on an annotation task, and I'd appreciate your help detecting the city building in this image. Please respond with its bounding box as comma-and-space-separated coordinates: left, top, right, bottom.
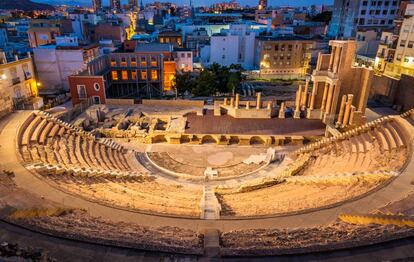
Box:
207, 24, 257, 69
33, 36, 100, 92
328, 0, 401, 39
93, 21, 126, 45
374, 3, 414, 78
185, 28, 210, 58
110, 0, 121, 10
28, 18, 73, 48
158, 30, 183, 48
0, 52, 43, 117
174, 48, 193, 72
92, 0, 102, 12
68, 43, 176, 105
256, 36, 314, 79
356, 29, 381, 57
258, 0, 267, 10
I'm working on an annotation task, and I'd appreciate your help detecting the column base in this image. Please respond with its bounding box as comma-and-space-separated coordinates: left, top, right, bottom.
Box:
293, 110, 301, 119
306, 109, 322, 119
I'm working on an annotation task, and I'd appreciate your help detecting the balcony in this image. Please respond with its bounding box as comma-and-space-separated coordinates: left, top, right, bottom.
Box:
12, 77, 21, 85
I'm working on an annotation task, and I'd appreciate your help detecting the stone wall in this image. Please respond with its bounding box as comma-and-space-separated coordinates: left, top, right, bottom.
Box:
142, 99, 204, 108
106, 98, 135, 105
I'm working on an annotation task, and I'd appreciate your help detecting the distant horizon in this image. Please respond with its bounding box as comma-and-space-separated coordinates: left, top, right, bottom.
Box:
32, 0, 333, 8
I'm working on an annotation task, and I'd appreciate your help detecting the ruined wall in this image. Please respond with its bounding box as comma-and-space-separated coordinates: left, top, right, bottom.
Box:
395, 74, 414, 111
142, 99, 204, 108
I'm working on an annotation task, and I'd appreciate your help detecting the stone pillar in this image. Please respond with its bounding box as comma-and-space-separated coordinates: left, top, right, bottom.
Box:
342, 94, 354, 128
336, 95, 347, 126
325, 84, 334, 115
320, 82, 329, 114
256, 92, 262, 109
302, 81, 309, 109
223, 97, 228, 105
294, 85, 302, 119
246, 101, 250, 109
230, 97, 234, 107
267, 102, 271, 110
278, 102, 285, 118
328, 46, 336, 71
235, 93, 240, 109
333, 46, 342, 74
309, 82, 318, 110
349, 105, 356, 126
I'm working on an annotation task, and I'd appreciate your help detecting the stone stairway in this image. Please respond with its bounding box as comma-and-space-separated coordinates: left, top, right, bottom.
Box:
200, 186, 221, 220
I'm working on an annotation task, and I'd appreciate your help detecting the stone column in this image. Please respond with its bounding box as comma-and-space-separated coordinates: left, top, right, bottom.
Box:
325, 84, 334, 115
230, 97, 234, 107
278, 102, 285, 118
294, 85, 302, 119
246, 101, 250, 109
302, 81, 309, 109
333, 46, 342, 74
336, 95, 347, 126
320, 82, 329, 113
223, 97, 228, 105
256, 92, 262, 109
267, 102, 271, 110
235, 93, 240, 109
342, 94, 353, 128
309, 82, 318, 110
328, 46, 336, 71
349, 105, 356, 126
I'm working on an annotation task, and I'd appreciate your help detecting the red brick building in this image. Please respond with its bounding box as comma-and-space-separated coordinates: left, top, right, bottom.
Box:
68, 75, 106, 105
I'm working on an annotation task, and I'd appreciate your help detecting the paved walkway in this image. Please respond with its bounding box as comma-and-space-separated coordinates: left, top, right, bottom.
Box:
1, 111, 414, 232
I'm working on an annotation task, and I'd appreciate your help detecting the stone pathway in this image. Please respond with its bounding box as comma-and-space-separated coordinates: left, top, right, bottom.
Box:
201, 186, 221, 220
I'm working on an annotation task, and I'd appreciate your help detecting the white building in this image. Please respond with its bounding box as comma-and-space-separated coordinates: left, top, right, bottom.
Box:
174, 48, 193, 72
207, 24, 258, 69
33, 38, 99, 92
69, 13, 101, 41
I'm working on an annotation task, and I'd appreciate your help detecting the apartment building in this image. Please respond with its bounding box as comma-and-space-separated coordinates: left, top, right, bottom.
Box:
28, 18, 73, 48
328, 0, 401, 38
0, 52, 43, 117
256, 36, 314, 79
69, 43, 176, 105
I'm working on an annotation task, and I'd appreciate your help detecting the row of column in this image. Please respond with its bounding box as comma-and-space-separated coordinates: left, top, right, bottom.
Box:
223, 92, 263, 110
328, 45, 343, 74
293, 79, 310, 119
319, 82, 336, 121
336, 94, 355, 128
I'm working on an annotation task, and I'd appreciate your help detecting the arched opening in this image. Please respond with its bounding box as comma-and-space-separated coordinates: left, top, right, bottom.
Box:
152, 135, 167, 143
202, 135, 217, 144
250, 136, 265, 145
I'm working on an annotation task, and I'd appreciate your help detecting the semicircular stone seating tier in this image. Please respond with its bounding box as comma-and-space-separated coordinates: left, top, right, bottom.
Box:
215, 114, 413, 217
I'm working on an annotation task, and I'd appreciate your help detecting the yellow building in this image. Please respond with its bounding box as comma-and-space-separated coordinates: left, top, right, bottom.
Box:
0, 52, 43, 117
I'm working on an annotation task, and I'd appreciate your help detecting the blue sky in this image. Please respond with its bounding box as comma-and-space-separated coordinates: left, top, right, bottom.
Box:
34, 0, 333, 7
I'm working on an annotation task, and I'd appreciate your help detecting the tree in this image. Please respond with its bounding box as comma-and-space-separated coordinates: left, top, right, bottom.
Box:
173, 72, 194, 96
192, 70, 217, 96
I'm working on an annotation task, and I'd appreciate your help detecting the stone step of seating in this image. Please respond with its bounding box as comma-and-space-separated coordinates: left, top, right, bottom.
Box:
22, 116, 43, 145
386, 122, 404, 148
30, 118, 48, 143
39, 122, 54, 144
380, 126, 397, 150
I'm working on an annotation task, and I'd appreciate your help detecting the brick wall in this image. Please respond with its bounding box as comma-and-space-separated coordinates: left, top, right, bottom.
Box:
68, 75, 106, 106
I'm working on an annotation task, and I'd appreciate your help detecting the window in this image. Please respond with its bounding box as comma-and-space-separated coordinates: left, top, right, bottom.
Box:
361, 10, 366, 15
400, 40, 406, 47
363, 1, 368, 6
93, 83, 100, 91
120, 57, 127, 66
131, 71, 137, 79
131, 57, 137, 67
121, 71, 128, 80
77, 85, 87, 99
150, 57, 157, 67
382, 10, 387, 15
408, 41, 414, 48
275, 45, 279, 51
93, 96, 100, 104
181, 53, 185, 58
396, 54, 402, 61
111, 71, 118, 80
187, 53, 191, 58
110, 59, 116, 67
151, 70, 158, 80
141, 57, 147, 67
141, 70, 147, 80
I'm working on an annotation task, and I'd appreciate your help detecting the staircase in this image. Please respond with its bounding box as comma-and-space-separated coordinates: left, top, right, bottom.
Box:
200, 186, 221, 220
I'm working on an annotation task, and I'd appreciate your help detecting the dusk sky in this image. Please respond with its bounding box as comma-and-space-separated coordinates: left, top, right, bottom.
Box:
34, 0, 333, 7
